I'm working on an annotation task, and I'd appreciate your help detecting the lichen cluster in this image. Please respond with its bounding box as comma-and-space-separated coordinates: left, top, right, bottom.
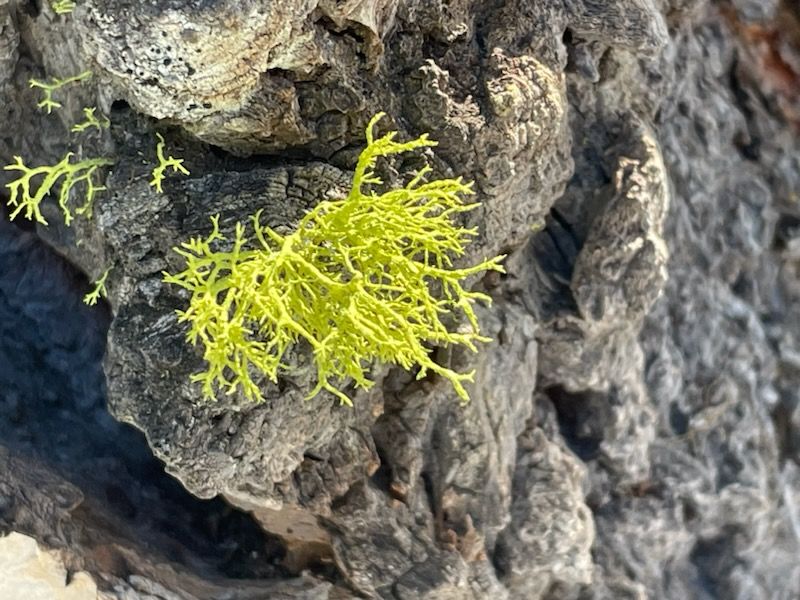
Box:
6, 60, 189, 307
6, 70, 113, 230
163, 114, 504, 404
7, 54, 499, 405
4, 153, 113, 226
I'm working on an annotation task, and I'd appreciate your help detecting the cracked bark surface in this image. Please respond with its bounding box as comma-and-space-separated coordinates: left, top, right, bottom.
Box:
0, 0, 799, 598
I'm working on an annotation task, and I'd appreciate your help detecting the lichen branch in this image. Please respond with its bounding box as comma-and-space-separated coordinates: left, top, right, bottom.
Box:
4, 153, 113, 225
71, 107, 110, 133
50, 0, 76, 14
29, 71, 92, 114
83, 267, 112, 306
150, 133, 189, 193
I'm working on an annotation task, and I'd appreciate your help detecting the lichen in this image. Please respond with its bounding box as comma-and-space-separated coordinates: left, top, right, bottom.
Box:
150, 133, 189, 193
4, 153, 113, 226
71, 107, 110, 133
29, 71, 92, 114
83, 267, 112, 306
163, 113, 505, 405
50, 0, 76, 14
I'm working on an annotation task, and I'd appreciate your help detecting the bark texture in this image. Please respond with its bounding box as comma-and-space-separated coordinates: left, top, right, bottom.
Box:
1, 0, 799, 598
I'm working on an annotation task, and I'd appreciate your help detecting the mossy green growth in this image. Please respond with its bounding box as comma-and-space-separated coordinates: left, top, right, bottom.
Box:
4, 153, 113, 226
163, 113, 505, 405
29, 71, 91, 114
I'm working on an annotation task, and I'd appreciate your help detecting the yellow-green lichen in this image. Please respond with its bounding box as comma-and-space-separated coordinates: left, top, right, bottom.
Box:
163, 113, 505, 405
150, 133, 189, 193
83, 267, 112, 306
50, 0, 76, 14
71, 107, 110, 133
4, 153, 113, 226
29, 71, 91, 114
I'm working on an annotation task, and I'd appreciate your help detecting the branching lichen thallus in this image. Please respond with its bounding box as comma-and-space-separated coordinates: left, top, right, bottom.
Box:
163, 113, 505, 405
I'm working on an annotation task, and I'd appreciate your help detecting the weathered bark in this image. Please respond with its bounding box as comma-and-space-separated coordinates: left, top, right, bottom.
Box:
1, 0, 799, 598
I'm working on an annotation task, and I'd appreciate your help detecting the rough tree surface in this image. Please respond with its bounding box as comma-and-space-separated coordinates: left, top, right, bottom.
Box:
0, 0, 799, 598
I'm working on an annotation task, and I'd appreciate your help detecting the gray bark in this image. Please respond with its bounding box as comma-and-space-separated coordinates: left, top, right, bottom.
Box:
1, 0, 799, 598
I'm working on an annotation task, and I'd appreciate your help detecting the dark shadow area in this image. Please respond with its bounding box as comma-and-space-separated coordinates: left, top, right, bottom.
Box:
689, 528, 741, 599
545, 385, 604, 462
0, 211, 285, 579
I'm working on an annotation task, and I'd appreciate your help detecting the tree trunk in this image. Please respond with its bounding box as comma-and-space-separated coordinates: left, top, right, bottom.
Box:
1, 0, 799, 597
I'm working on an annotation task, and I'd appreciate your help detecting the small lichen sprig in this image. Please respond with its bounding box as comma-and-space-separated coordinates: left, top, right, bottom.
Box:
50, 0, 75, 14
71, 107, 110, 133
163, 113, 505, 405
29, 71, 91, 114
150, 133, 189, 192
4, 153, 114, 226
83, 267, 112, 306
